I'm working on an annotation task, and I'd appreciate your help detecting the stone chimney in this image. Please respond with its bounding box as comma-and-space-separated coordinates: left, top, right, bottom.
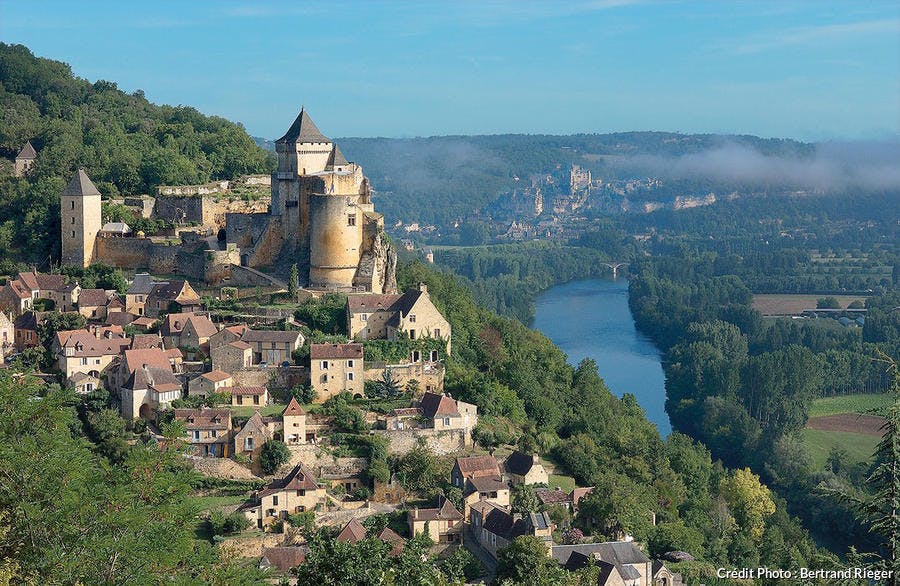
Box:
418, 282, 427, 293
413, 508, 419, 520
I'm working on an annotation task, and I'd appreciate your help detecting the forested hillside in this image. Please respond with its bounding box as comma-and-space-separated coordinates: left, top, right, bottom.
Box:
0, 43, 274, 267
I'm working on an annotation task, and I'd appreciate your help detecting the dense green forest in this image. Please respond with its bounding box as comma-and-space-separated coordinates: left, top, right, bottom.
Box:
391, 259, 842, 583
0, 43, 274, 267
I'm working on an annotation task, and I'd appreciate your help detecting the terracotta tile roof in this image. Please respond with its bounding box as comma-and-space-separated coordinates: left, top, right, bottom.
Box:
131, 316, 157, 327
570, 487, 594, 509
455, 455, 500, 478
107, 296, 124, 309
202, 370, 232, 383
420, 392, 459, 418
310, 343, 363, 360
536, 488, 570, 506
77, 289, 109, 307
123, 348, 173, 372
163, 313, 216, 338
7, 280, 31, 299
174, 408, 231, 430
130, 334, 162, 350
260, 546, 307, 572
229, 340, 252, 350
282, 397, 306, 416
127, 365, 180, 393
55, 329, 129, 357
224, 386, 267, 397
411, 499, 463, 522
336, 518, 367, 543
378, 527, 405, 557
346, 293, 402, 313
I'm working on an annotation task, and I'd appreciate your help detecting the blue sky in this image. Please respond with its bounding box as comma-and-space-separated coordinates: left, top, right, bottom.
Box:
1, 1, 898, 141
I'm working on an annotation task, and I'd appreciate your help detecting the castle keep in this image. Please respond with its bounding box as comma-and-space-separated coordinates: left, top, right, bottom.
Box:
58, 108, 396, 293
227, 108, 396, 293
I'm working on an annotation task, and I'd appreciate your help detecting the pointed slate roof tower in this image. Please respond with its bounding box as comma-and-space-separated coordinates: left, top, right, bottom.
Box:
62, 169, 102, 197
277, 107, 331, 144
324, 143, 349, 169
16, 141, 37, 160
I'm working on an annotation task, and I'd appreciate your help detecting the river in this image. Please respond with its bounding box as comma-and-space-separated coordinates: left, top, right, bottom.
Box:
532, 278, 671, 436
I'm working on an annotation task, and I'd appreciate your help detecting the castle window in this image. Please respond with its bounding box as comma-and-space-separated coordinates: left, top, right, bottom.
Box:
347, 214, 356, 227
71, 201, 75, 210
72, 231, 76, 239
71, 217, 75, 224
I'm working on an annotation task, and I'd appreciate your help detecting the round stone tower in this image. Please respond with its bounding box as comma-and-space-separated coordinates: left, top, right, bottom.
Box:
308, 193, 363, 289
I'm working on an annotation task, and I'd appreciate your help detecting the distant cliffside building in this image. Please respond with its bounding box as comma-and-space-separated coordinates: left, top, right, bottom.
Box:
14, 141, 37, 177
60, 169, 103, 268
229, 108, 396, 293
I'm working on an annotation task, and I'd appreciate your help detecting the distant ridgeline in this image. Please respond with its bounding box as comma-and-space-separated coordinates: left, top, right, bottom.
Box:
334, 133, 814, 227
0, 43, 274, 266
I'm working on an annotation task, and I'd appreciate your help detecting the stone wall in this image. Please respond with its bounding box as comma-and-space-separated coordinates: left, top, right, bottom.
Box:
157, 181, 229, 197
375, 428, 467, 456
230, 366, 309, 390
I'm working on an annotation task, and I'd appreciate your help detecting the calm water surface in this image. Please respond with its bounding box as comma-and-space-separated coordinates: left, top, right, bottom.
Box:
532, 278, 671, 436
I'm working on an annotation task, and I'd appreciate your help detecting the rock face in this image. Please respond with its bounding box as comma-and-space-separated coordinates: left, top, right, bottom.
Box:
373, 231, 398, 295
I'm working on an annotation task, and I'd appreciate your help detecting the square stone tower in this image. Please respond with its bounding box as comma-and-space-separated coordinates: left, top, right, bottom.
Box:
60, 169, 102, 268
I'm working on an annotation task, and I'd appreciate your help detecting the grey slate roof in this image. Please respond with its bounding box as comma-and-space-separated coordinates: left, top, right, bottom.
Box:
17, 141, 37, 159
62, 169, 101, 197
505, 451, 538, 476
277, 108, 331, 144
325, 143, 349, 168
551, 541, 650, 570
127, 273, 156, 296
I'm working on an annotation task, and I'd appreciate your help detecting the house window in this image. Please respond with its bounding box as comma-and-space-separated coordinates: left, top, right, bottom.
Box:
347, 359, 354, 368
192, 431, 201, 441
253, 395, 259, 405
361, 314, 368, 321
443, 417, 450, 426
409, 329, 416, 340
245, 438, 254, 451
237, 395, 243, 405
296, 490, 305, 496
85, 383, 94, 392
347, 372, 354, 381
321, 361, 328, 370
272, 496, 279, 506
347, 214, 356, 227
95, 359, 101, 364
271, 342, 276, 349
433, 329, 441, 339
210, 430, 217, 438
409, 314, 416, 323
81, 357, 87, 365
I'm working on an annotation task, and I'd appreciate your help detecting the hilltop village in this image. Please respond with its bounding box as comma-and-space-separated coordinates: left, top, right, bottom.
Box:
2, 112, 684, 585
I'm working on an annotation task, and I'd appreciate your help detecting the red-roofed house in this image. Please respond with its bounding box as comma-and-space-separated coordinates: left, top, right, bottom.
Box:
117, 347, 183, 419
282, 398, 308, 445
336, 518, 367, 543
52, 328, 130, 379
240, 463, 325, 528
310, 343, 364, 401
225, 385, 269, 407
420, 392, 478, 437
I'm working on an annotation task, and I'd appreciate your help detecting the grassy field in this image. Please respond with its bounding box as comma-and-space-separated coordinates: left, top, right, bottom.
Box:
801, 429, 879, 469
228, 403, 290, 418
190, 493, 249, 513
809, 394, 891, 418
548, 474, 576, 493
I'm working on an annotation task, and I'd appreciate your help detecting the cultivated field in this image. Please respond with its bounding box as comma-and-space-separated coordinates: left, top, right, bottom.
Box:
752, 294, 869, 316
802, 394, 889, 469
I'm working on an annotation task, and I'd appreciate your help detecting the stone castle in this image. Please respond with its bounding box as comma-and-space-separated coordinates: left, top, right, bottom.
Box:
58, 108, 397, 293
225, 108, 396, 293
